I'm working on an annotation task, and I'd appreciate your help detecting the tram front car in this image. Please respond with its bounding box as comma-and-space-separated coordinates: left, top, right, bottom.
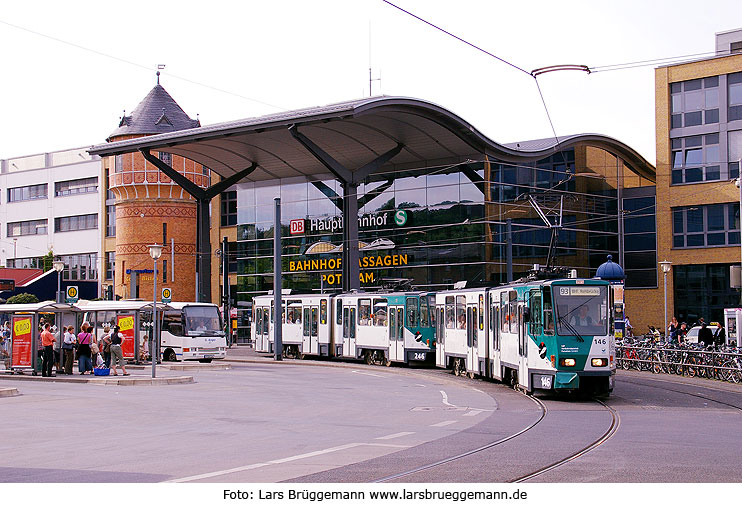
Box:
536, 279, 616, 396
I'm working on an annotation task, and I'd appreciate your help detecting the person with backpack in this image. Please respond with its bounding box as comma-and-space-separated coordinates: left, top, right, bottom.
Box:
108, 325, 129, 376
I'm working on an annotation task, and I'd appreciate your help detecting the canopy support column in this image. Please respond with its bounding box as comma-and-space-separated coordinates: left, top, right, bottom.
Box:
288, 125, 403, 291
140, 148, 257, 301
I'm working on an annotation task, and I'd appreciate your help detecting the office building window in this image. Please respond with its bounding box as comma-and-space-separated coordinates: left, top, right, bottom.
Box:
106, 206, 116, 237
8, 219, 47, 237
7, 183, 48, 202
114, 154, 124, 173
221, 191, 237, 226
163, 259, 168, 283
671, 77, 719, 128
55, 177, 98, 197
55, 214, 98, 232
729, 72, 742, 121
7, 257, 43, 269
671, 134, 720, 184
60, 253, 98, 281
730, 130, 742, 180
105, 252, 115, 281
672, 203, 740, 248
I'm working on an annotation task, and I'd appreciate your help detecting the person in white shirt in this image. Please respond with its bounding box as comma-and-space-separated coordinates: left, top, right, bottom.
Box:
62, 325, 77, 374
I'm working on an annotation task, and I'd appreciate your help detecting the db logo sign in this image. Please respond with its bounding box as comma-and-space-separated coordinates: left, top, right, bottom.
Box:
290, 219, 305, 235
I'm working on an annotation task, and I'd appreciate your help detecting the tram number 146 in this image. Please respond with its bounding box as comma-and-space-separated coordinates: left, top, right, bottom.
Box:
536, 374, 553, 389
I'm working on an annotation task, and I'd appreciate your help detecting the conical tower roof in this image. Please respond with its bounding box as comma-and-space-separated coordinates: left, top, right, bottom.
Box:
108, 83, 200, 140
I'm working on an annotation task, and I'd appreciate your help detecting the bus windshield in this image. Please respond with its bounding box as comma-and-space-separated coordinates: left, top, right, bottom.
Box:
553, 285, 608, 337
184, 306, 223, 336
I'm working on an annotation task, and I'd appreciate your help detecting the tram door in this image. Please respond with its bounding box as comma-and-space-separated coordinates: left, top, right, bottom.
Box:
436, 306, 446, 368
467, 305, 479, 373
389, 306, 404, 362
302, 306, 311, 354
518, 302, 529, 390
342, 306, 356, 358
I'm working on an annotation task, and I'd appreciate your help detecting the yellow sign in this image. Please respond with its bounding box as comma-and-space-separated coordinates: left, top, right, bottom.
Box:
289, 254, 408, 272
14, 319, 31, 336
162, 288, 171, 298
118, 315, 135, 332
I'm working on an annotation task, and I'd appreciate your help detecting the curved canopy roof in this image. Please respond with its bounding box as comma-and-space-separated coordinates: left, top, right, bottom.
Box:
90, 96, 655, 183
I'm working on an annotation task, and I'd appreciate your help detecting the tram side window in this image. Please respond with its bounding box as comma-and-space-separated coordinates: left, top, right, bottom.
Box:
263, 310, 269, 335
406, 297, 419, 327
508, 292, 517, 333
530, 290, 542, 335
336, 299, 342, 325
456, 295, 466, 330
428, 295, 436, 326
287, 304, 301, 325
256, 309, 262, 335
311, 307, 318, 336
479, 294, 484, 330
303, 308, 310, 336
358, 299, 372, 326
445, 296, 455, 329
543, 287, 554, 335
501, 292, 509, 333
420, 297, 430, 327
373, 299, 387, 326
320, 299, 327, 325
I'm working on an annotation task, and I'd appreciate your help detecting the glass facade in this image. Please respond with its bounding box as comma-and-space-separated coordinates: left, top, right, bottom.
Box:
235, 147, 652, 303
674, 264, 739, 324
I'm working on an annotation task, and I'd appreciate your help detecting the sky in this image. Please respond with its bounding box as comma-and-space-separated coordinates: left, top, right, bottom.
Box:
1, 0, 742, 164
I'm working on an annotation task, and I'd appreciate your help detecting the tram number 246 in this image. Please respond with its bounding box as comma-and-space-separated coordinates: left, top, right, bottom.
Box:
411, 352, 426, 361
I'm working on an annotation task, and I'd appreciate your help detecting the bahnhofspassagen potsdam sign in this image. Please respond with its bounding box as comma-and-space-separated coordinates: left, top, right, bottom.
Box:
288, 254, 409, 285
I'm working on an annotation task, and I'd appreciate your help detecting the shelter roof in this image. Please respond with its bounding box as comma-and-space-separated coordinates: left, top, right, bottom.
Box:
91, 96, 655, 183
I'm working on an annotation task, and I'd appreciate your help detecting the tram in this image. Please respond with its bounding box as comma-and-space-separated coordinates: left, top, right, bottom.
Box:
252, 291, 435, 365
435, 271, 616, 395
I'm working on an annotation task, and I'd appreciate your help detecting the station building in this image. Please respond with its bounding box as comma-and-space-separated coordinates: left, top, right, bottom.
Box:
90, 94, 656, 337
653, 28, 742, 327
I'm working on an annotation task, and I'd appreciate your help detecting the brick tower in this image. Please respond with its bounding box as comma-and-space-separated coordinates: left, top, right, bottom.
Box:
104, 76, 205, 301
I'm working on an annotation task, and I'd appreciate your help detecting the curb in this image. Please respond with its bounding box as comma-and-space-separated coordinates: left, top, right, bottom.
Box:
0, 387, 19, 397
0, 373, 194, 386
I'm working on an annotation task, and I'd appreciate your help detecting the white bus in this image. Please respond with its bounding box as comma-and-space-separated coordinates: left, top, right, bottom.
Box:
78, 300, 227, 363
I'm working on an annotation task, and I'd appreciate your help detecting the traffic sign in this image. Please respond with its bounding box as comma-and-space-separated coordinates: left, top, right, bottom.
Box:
161, 287, 172, 303
65, 285, 78, 303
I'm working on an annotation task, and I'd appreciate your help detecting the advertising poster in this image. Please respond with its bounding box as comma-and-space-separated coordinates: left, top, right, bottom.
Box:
116, 314, 136, 359
11, 316, 33, 368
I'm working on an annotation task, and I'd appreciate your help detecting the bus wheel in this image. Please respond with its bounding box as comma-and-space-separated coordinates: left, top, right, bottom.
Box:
164, 349, 177, 362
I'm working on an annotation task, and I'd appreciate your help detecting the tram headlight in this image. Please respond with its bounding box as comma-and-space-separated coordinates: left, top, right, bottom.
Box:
591, 358, 608, 367
559, 358, 576, 367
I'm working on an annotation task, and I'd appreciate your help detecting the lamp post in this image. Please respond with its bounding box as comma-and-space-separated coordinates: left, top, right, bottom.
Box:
659, 260, 672, 341
53, 260, 65, 303
148, 244, 163, 378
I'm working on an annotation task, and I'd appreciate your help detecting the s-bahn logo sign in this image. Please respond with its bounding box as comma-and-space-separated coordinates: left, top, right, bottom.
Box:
289, 210, 408, 236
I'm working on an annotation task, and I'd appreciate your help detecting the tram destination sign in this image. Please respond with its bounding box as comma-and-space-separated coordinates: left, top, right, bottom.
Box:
560, 287, 601, 296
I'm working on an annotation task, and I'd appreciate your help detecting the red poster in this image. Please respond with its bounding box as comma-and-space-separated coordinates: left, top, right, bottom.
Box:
117, 314, 136, 359
11, 316, 33, 368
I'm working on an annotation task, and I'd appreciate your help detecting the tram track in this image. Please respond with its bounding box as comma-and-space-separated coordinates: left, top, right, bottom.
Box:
372, 393, 548, 483
509, 399, 620, 483
617, 376, 742, 412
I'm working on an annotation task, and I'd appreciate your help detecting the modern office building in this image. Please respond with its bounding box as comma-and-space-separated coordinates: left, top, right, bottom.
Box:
653, 28, 742, 328
0, 147, 102, 295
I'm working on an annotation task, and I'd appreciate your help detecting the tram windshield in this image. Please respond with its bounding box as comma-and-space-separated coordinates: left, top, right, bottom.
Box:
553, 285, 608, 337
184, 306, 223, 336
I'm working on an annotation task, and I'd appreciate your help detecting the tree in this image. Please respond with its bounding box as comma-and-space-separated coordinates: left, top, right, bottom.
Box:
7, 293, 39, 304
42, 250, 54, 273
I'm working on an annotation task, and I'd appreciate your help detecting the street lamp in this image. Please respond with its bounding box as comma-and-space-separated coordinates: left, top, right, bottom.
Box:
659, 260, 672, 341
53, 260, 65, 303
148, 244, 163, 378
